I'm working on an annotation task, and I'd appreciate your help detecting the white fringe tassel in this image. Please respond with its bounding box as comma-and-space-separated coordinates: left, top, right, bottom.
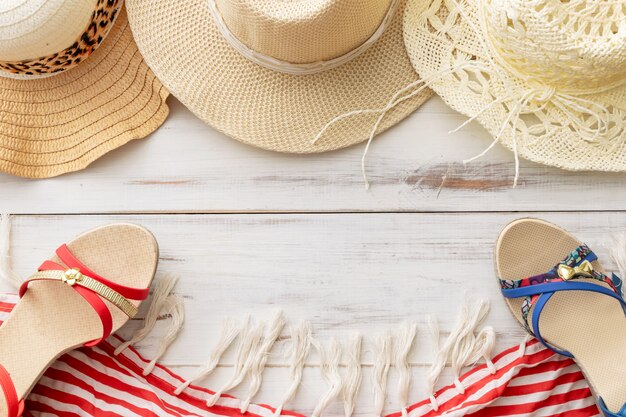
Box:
472, 327, 497, 375
240, 311, 286, 413
143, 294, 186, 375
394, 322, 417, 417
0, 214, 21, 289
372, 332, 394, 417
425, 299, 491, 408
311, 338, 343, 417
518, 334, 533, 357
175, 317, 241, 395
425, 315, 442, 411
115, 274, 179, 356
449, 300, 490, 394
342, 334, 362, 417
206, 317, 265, 407
274, 321, 312, 417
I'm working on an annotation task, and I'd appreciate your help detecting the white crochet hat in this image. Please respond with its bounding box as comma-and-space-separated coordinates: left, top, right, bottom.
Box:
403, 0, 626, 178
124, 0, 432, 153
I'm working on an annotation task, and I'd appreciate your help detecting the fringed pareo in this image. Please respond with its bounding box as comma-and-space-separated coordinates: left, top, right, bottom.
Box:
0, 214, 615, 416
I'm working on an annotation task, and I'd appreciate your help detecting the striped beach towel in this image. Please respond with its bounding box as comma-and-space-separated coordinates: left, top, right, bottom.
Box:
0, 294, 599, 417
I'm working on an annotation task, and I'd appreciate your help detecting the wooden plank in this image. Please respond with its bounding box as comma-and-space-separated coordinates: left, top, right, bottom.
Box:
3, 212, 621, 414
1, 98, 625, 214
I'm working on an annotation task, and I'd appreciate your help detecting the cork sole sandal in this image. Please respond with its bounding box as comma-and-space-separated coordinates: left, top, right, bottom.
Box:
496, 218, 626, 416
0, 223, 158, 417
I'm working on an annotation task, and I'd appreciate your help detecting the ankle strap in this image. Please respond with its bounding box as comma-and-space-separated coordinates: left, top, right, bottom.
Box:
0, 364, 23, 417
19, 244, 150, 347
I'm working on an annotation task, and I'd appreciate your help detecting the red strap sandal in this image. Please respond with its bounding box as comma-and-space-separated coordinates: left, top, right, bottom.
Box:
0, 365, 22, 417
0, 224, 158, 416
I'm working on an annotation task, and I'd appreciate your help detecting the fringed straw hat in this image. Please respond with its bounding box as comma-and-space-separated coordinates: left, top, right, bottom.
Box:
125, 0, 432, 153
0, 0, 170, 179
403, 0, 626, 183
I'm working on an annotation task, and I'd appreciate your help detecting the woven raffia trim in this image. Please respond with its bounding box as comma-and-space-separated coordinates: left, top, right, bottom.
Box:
126, 0, 432, 154
404, 0, 626, 172
0, 8, 170, 179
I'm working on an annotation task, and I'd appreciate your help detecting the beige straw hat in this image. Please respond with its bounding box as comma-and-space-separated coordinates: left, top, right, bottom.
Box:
125, 0, 432, 153
403, 0, 626, 179
0, 0, 169, 179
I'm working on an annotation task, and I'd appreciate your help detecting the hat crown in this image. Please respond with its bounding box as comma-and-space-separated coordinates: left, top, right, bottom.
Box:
213, 0, 394, 65
0, 0, 120, 79
484, 0, 626, 92
0, 0, 97, 61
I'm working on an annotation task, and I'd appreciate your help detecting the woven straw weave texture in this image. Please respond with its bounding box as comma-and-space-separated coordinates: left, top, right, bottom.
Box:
126, 0, 432, 154
404, 0, 626, 172
0, 7, 170, 179
0, 0, 96, 62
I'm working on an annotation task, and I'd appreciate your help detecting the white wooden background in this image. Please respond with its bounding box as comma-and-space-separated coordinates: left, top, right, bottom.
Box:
1, 97, 625, 416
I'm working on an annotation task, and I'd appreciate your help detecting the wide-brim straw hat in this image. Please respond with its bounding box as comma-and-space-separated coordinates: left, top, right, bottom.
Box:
125, 0, 432, 153
0, 1, 169, 179
403, 0, 626, 174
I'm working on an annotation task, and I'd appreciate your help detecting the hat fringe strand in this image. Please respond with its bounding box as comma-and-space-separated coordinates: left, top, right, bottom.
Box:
312, 63, 477, 189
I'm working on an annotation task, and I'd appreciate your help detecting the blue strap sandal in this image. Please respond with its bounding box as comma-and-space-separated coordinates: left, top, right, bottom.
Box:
496, 218, 626, 416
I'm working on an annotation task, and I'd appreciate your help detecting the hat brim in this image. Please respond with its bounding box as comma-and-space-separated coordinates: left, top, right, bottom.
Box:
0, 7, 170, 179
404, 0, 626, 172
125, 0, 432, 154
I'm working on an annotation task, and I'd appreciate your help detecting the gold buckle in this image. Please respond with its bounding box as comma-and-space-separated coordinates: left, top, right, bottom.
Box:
29, 268, 138, 318
61, 268, 83, 286
557, 260, 594, 281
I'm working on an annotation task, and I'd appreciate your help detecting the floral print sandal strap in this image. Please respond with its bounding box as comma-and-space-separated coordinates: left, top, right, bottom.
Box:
500, 244, 626, 357
496, 219, 626, 416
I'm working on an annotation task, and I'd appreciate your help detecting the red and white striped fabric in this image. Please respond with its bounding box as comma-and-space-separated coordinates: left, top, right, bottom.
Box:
398, 342, 599, 417
0, 294, 600, 417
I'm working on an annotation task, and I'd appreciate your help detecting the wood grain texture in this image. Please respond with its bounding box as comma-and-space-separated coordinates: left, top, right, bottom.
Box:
0, 97, 625, 214
1, 92, 620, 415
3, 213, 624, 415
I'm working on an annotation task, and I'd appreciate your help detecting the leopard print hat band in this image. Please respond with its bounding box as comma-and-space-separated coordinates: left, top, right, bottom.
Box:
0, 6, 170, 179
0, 0, 123, 79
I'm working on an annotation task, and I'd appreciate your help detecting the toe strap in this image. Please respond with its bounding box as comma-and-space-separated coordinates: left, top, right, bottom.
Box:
506, 281, 626, 357
599, 398, 626, 416
18, 244, 150, 347
499, 244, 626, 357
0, 364, 23, 417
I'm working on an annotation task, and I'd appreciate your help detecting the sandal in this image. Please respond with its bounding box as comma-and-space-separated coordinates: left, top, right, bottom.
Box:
0, 223, 158, 416
496, 218, 626, 416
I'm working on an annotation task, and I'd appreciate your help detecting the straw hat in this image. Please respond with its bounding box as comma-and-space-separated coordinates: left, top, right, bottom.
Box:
125, 0, 432, 153
0, 0, 169, 178
404, 0, 626, 174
